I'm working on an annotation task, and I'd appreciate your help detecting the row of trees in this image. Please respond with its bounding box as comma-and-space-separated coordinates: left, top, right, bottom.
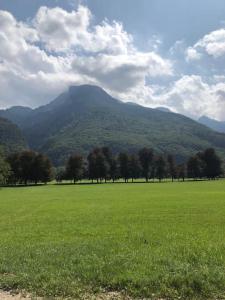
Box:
0, 147, 223, 185
59, 147, 223, 183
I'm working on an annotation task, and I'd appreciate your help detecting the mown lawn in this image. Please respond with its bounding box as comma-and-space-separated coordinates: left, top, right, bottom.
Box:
0, 180, 225, 299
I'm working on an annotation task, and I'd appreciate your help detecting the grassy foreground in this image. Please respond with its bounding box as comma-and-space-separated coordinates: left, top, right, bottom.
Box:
0, 181, 225, 299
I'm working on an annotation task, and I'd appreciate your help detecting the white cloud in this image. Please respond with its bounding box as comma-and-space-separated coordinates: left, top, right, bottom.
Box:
73, 52, 172, 92
34, 5, 91, 53
187, 28, 225, 60
0, 5, 225, 121
149, 75, 225, 121
0, 5, 172, 109
186, 48, 202, 61
111, 74, 225, 121
34, 5, 133, 55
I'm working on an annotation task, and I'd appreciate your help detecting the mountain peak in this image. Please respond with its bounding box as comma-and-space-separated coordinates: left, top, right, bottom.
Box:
199, 115, 211, 122
69, 84, 108, 97
5, 106, 32, 113
67, 84, 120, 107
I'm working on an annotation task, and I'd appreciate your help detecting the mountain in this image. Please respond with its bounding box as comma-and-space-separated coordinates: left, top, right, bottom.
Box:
0, 106, 33, 128
1, 85, 225, 165
198, 116, 225, 134
156, 107, 172, 113
0, 117, 27, 153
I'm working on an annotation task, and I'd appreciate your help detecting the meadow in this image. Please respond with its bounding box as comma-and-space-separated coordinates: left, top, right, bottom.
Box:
0, 180, 225, 299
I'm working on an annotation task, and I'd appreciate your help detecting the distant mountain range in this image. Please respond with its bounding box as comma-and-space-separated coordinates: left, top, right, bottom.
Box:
198, 116, 225, 134
0, 85, 225, 165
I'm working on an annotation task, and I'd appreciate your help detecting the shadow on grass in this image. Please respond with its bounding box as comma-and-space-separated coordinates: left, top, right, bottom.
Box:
54, 178, 210, 186
0, 183, 46, 188
0, 178, 220, 189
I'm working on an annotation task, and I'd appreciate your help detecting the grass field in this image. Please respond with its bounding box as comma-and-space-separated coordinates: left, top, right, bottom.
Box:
0, 180, 225, 299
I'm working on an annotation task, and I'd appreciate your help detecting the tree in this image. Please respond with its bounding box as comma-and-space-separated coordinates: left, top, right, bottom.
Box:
167, 154, 177, 182
7, 153, 21, 184
119, 152, 130, 183
187, 155, 203, 180
17, 151, 36, 185
95, 150, 108, 182
102, 147, 114, 182
129, 154, 141, 182
87, 151, 97, 183
138, 148, 154, 182
177, 164, 186, 181
87, 148, 108, 183
7, 151, 53, 185
66, 154, 84, 183
55, 167, 66, 183
201, 148, 223, 179
155, 155, 167, 182
109, 157, 118, 182
0, 148, 10, 185
34, 153, 53, 184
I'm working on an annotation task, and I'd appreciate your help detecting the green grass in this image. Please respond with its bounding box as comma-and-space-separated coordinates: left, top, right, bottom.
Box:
0, 180, 225, 299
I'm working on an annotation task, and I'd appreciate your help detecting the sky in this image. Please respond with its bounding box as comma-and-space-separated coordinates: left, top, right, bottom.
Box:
0, 0, 225, 121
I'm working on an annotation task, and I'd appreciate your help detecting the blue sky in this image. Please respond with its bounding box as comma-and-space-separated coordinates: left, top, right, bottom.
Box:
0, 0, 225, 120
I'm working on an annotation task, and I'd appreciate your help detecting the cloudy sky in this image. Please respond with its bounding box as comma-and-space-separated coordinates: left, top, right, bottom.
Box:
0, 0, 225, 121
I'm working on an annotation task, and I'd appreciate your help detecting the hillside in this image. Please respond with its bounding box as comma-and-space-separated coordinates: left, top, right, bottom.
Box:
1, 85, 225, 165
199, 116, 225, 134
0, 117, 27, 153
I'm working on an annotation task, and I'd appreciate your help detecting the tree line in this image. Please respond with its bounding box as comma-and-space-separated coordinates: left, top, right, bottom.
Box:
58, 147, 223, 184
0, 146, 223, 185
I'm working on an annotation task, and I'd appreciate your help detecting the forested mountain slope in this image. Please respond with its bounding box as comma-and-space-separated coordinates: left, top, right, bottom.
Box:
1, 85, 225, 165
0, 117, 27, 153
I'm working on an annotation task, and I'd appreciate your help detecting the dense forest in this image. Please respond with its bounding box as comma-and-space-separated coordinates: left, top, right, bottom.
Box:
0, 146, 223, 185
